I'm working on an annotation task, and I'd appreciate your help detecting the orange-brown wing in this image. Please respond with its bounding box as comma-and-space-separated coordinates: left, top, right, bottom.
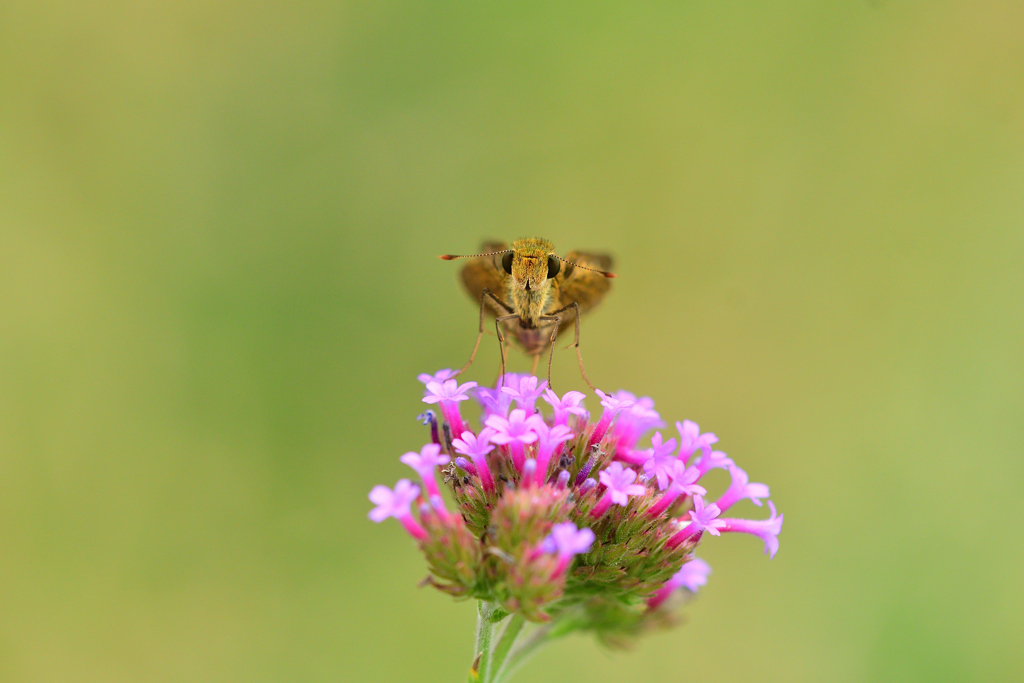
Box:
553, 250, 614, 333
458, 240, 509, 317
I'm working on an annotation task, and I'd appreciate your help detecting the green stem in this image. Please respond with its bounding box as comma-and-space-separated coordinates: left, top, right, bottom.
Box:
487, 613, 525, 682
469, 602, 586, 683
493, 605, 584, 683
492, 622, 549, 683
471, 601, 501, 682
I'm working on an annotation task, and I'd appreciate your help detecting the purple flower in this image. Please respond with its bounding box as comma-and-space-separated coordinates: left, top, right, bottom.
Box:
667, 495, 726, 548
475, 385, 514, 418
452, 428, 497, 493
501, 375, 548, 414
640, 432, 681, 489
588, 389, 634, 447
485, 408, 544, 445
715, 464, 770, 513
694, 449, 734, 477
399, 443, 450, 499
719, 500, 784, 559
672, 557, 712, 592
542, 388, 588, 426
368, 479, 426, 540
423, 378, 477, 403
647, 557, 712, 609
417, 369, 456, 391
590, 462, 647, 518
541, 522, 595, 577
542, 522, 595, 557
596, 389, 634, 414
423, 378, 477, 439
676, 420, 718, 464
611, 392, 664, 454
646, 461, 706, 518
485, 408, 546, 473
532, 422, 574, 486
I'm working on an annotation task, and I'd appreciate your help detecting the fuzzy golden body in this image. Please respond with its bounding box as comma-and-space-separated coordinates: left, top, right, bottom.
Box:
441, 237, 615, 389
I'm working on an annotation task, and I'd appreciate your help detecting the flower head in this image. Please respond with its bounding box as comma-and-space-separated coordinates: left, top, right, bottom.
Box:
369, 371, 783, 639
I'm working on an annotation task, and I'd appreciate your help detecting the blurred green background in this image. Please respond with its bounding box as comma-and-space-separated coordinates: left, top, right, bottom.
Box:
2, 2, 1022, 681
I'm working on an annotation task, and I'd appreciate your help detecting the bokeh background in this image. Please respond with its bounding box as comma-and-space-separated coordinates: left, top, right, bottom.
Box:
2, 2, 1023, 681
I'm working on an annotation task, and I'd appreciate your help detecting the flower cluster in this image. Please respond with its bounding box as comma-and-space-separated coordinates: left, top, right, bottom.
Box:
369, 371, 782, 637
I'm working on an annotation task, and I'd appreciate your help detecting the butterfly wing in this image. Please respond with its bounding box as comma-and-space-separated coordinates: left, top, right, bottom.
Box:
553, 250, 614, 333
459, 240, 510, 317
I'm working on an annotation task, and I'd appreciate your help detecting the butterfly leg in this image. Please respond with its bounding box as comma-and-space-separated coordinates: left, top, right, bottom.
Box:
456, 288, 513, 378
494, 313, 519, 387
541, 302, 596, 392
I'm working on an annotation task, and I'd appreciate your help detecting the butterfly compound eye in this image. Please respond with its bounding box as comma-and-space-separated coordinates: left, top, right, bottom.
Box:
546, 255, 560, 279
502, 252, 514, 275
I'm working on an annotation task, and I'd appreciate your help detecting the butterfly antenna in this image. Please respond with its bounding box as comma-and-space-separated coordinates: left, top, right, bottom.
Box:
439, 249, 513, 261
554, 255, 617, 278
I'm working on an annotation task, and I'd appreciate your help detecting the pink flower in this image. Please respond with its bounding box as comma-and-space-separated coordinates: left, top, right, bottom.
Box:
368, 479, 426, 540
667, 495, 726, 548
694, 449, 734, 477
540, 522, 595, 578
532, 422, 574, 486
423, 378, 477, 438
423, 378, 477, 403
715, 464, 770, 513
542, 388, 588, 426
719, 501, 784, 559
475, 385, 514, 418
646, 461, 706, 518
590, 462, 647, 518
370, 370, 785, 640
399, 443, 450, 499
452, 428, 497, 493
611, 392, 664, 454
647, 557, 712, 609
485, 408, 546, 473
417, 369, 455, 391
588, 389, 634, 447
500, 375, 548, 414
676, 420, 718, 464
640, 432, 681, 489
